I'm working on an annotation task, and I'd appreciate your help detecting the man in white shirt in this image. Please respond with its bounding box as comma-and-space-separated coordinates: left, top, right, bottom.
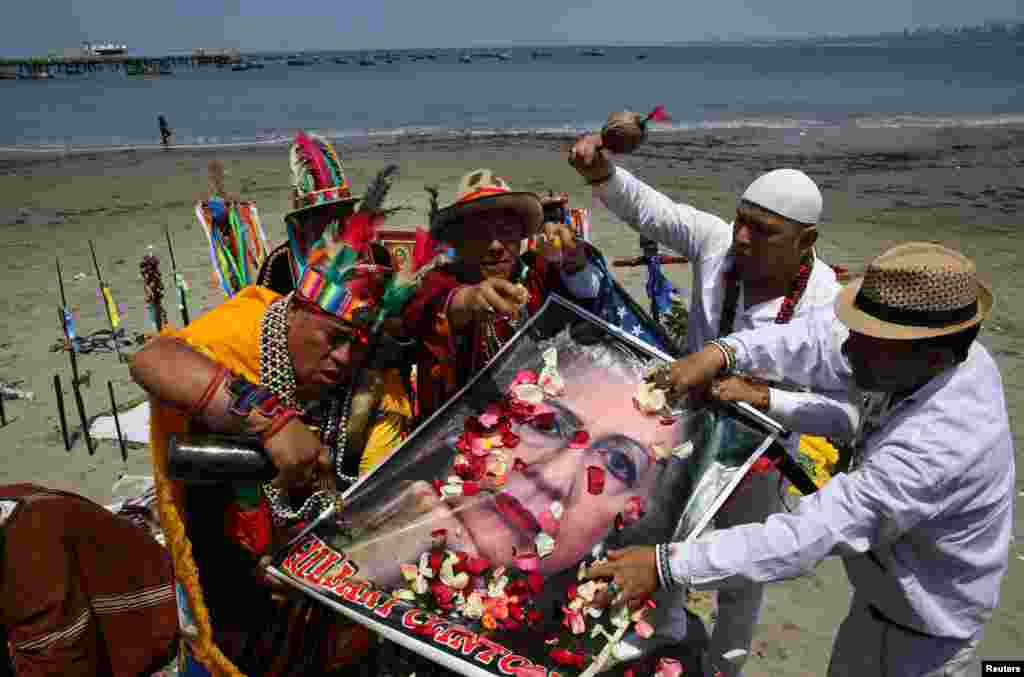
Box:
570, 116, 857, 675
588, 243, 1012, 677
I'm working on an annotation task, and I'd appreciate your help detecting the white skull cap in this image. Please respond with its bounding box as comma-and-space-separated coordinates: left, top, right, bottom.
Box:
740, 168, 822, 225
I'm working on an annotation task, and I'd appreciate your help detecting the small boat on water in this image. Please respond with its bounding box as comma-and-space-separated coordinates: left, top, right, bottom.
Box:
636, 53, 649, 60
333, 57, 350, 64
458, 54, 472, 63
580, 48, 606, 57
358, 57, 375, 66
286, 58, 312, 66
531, 50, 553, 59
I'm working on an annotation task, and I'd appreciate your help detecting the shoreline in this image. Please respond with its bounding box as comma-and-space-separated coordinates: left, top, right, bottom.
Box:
3, 112, 1024, 156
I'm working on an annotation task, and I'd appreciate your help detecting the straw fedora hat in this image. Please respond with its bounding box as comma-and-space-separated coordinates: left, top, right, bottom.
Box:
835, 242, 993, 340
430, 169, 544, 243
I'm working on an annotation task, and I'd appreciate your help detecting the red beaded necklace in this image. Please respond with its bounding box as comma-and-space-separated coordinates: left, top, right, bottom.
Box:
718, 250, 814, 336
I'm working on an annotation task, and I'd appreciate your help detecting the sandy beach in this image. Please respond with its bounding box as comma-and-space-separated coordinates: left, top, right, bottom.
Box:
1, 124, 1022, 674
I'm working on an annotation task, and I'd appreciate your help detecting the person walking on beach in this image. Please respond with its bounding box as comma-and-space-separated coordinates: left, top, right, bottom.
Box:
588, 242, 1012, 677
570, 112, 857, 675
157, 115, 173, 147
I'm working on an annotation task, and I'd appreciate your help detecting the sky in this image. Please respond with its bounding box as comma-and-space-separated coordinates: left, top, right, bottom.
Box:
4, 0, 1021, 56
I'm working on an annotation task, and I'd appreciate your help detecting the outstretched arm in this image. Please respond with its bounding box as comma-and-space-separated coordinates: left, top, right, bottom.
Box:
722, 306, 854, 392
568, 130, 732, 260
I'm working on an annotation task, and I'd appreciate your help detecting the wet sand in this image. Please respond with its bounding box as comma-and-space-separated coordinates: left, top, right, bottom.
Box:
1, 124, 1022, 674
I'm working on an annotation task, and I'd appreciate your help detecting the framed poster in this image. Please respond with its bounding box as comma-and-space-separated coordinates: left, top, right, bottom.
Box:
378, 228, 419, 274
269, 296, 785, 676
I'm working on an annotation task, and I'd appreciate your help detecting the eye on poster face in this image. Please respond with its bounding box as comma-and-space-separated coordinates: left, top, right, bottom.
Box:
269, 296, 782, 677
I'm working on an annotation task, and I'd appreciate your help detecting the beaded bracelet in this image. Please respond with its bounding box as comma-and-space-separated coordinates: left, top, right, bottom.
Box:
706, 339, 737, 375
187, 365, 230, 418
656, 543, 677, 591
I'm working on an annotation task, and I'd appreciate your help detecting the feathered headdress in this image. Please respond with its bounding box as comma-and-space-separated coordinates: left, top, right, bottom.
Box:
286, 131, 356, 219
295, 165, 449, 329
285, 131, 359, 273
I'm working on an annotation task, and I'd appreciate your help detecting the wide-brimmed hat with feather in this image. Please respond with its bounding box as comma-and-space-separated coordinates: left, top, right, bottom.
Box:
429, 169, 544, 244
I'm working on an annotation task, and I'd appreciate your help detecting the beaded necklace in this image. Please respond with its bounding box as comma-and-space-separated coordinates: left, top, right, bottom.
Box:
259, 293, 353, 525
718, 250, 814, 337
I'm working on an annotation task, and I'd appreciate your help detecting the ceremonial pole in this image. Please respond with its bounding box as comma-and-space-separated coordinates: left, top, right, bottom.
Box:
88, 240, 125, 364
56, 259, 94, 454
164, 225, 191, 326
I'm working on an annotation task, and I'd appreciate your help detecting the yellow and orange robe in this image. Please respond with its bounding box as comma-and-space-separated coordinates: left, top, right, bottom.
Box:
149, 285, 412, 677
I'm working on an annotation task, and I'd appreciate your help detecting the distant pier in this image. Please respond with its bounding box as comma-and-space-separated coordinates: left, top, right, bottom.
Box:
0, 48, 242, 79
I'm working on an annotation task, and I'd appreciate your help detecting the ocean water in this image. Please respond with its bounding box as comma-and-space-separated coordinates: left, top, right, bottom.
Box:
3, 40, 1023, 147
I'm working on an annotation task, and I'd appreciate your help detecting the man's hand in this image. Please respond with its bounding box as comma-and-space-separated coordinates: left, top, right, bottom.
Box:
261, 417, 331, 491
542, 221, 587, 273
463, 278, 530, 317
710, 375, 770, 412
585, 546, 659, 609
568, 132, 614, 183
648, 344, 728, 400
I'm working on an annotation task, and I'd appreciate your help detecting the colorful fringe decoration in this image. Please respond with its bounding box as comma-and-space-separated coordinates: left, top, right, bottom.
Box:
140, 254, 167, 330
195, 199, 269, 298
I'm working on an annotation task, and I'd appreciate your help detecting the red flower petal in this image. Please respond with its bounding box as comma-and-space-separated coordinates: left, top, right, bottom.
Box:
509, 603, 525, 621
465, 556, 491, 575
586, 465, 606, 495
431, 479, 444, 496
429, 549, 443, 574
569, 430, 590, 449
431, 528, 447, 539
549, 648, 585, 669
527, 609, 544, 626
527, 573, 544, 595
462, 480, 481, 496
566, 583, 578, 600
501, 432, 521, 449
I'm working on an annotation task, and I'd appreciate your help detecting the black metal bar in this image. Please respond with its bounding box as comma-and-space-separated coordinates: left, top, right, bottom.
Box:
107, 380, 127, 462
54, 374, 71, 451
70, 376, 93, 455
0, 392, 6, 427
765, 442, 820, 496
56, 257, 68, 308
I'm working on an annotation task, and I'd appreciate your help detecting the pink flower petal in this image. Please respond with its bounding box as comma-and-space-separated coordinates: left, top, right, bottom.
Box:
537, 509, 560, 535
511, 370, 539, 387
655, 657, 683, 677
514, 552, 540, 573
634, 619, 655, 639
479, 412, 500, 428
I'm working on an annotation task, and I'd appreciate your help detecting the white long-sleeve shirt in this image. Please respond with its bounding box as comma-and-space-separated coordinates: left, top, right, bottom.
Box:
665, 310, 1015, 640
596, 167, 858, 441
